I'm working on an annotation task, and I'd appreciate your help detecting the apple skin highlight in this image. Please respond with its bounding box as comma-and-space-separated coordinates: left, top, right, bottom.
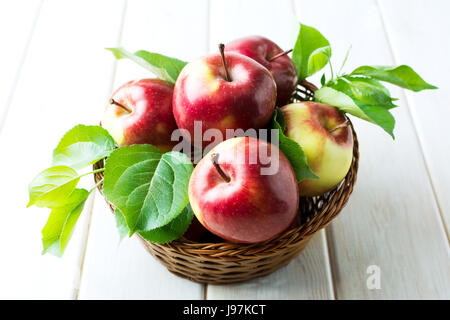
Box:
189, 137, 299, 244
281, 102, 354, 196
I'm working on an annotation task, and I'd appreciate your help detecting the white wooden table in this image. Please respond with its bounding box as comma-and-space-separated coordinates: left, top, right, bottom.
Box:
1, 0, 449, 300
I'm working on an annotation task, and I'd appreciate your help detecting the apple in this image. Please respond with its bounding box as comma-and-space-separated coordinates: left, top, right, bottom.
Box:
188, 136, 299, 243
225, 35, 297, 106
172, 45, 277, 148
183, 216, 209, 242
281, 102, 354, 197
102, 78, 177, 152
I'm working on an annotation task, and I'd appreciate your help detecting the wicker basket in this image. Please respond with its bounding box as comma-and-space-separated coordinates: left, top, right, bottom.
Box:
94, 81, 359, 284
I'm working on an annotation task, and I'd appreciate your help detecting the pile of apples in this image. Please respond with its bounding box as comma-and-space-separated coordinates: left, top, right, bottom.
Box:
102, 36, 353, 244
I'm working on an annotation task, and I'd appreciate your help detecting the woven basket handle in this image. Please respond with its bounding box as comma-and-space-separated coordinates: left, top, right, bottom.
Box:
300, 80, 319, 92
293, 80, 319, 102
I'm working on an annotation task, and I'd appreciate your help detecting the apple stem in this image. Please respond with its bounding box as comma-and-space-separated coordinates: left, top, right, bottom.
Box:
269, 48, 293, 62
329, 120, 349, 133
109, 98, 132, 113
218, 43, 231, 82
211, 153, 231, 183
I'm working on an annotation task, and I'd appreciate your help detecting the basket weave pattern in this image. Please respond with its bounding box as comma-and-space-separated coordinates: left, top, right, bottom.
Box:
94, 82, 359, 284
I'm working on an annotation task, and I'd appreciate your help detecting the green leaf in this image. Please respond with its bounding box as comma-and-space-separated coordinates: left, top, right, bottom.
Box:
115, 204, 193, 243
338, 45, 352, 75
315, 87, 369, 120
139, 203, 194, 244
320, 73, 326, 86
271, 108, 318, 181
350, 65, 437, 92
274, 106, 287, 132
41, 188, 89, 257
343, 76, 397, 109
329, 78, 396, 138
28, 166, 80, 208
315, 85, 395, 138
52, 125, 115, 170
102, 145, 194, 235
292, 24, 331, 81
114, 209, 129, 241
106, 47, 187, 83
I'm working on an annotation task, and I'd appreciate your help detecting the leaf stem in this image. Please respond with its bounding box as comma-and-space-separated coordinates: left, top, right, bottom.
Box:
325, 51, 334, 81
79, 168, 105, 179
338, 45, 352, 76
89, 178, 104, 193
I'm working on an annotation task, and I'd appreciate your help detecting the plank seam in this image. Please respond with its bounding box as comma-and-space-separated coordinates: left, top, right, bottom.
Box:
73, 0, 129, 299
204, 0, 211, 300
323, 229, 338, 299
376, 0, 449, 244
291, 0, 338, 300
206, 0, 211, 53
72, 192, 97, 299
0, 0, 43, 136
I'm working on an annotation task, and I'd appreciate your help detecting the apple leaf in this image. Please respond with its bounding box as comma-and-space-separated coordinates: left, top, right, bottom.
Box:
292, 24, 331, 81
271, 108, 318, 182
106, 47, 187, 84
102, 145, 193, 235
320, 73, 326, 86
41, 188, 89, 257
274, 105, 287, 132
350, 65, 437, 92
28, 166, 81, 208
327, 78, 396, 138
343, 76, 398, 109
114, 209, 130, 241
314, 85, 396, 138
315, 87, 370, 120
115, 204, 193, 244
139, 203, 194, 244
52, 125, 115, 170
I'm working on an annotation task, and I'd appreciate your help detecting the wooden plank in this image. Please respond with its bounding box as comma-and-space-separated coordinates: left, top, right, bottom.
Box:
77, 0, 208, 299
294, 0, 450, 299
0, 0, 42, 130
207, 231, 334, 299
206, 0, 334, 300
378, 0, 450, 239
0, 0, 125, 299
77, 193, 203, 299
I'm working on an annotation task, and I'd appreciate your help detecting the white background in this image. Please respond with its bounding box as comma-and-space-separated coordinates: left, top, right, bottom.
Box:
0, 0, 449, 299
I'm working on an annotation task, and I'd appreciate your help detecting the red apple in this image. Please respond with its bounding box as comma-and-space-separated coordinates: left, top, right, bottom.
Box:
183, 215, 209, 242
225, 36, 297, 106
172, 46, 276, 148
188, 137, 299, 243
281, 102, 354, 196
102, 78, 177, 152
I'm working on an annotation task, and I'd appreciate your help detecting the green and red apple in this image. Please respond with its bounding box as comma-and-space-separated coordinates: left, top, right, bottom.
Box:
102, 78, 177, 152
172, 47, 277, 148
188, 136, 299, 243
281, 102, 354, 197
225, 35, 297, 106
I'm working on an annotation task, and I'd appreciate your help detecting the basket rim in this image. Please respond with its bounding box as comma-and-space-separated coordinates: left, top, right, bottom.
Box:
93, 115, 359, 257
